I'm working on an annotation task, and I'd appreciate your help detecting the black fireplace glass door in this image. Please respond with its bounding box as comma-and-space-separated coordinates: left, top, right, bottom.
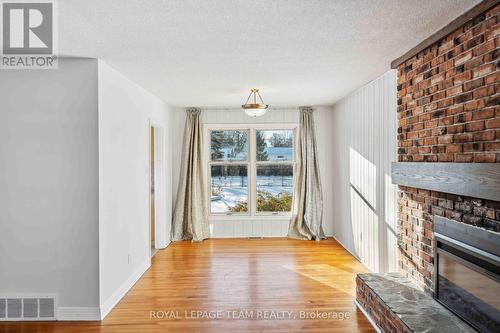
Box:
438, 252, 500, 333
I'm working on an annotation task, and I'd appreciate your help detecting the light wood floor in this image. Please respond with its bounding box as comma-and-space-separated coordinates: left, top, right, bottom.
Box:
1, 238, 374, 333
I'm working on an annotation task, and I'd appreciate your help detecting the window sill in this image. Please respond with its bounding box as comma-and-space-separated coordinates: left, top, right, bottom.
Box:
209, 214, 291, 221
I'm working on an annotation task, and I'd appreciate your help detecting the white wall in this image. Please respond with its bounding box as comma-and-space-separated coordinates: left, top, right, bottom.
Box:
97, 60, 173, 317
0, 58, 175, 319
331, 70, 398, 273
0, 59, 100, 308
171, 106, 336, 237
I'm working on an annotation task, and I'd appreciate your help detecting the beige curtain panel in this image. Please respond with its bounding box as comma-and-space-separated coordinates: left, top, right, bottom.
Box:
171, 108, 209, 242
288, 107, 325, 241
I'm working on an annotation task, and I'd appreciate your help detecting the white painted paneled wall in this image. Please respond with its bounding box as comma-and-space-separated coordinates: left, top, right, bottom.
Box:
170, 106, 335, 238
331, 70, 398, 273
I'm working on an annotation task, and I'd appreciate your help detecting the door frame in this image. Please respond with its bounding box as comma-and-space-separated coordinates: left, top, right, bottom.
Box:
148, 119, 167, 255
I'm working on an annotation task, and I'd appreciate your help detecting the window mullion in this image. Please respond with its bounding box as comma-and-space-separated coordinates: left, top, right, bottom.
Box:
249, 128, 256, 217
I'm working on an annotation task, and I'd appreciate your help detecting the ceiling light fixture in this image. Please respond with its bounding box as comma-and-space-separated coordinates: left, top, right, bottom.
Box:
241, 89, 269, 117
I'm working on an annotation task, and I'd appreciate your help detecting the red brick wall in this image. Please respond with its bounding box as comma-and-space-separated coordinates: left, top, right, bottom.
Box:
396, 4, 500, 292
398, 187, 500, 291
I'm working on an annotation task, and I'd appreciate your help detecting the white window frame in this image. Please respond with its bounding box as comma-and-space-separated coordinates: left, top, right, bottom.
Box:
204, 123, 299, 219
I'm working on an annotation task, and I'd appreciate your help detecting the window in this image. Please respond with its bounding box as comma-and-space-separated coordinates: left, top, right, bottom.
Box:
210, 130, 248, 161
210, 130, 249, 214
208, 126, 296, 216
255, 130, 294, 213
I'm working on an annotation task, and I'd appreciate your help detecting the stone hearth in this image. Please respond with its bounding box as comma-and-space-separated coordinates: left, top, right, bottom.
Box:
356, 273, 475, 333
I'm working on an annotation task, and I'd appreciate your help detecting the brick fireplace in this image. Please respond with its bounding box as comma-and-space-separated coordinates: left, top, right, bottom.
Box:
396, 2, 500, 294
356, 2, 500, 332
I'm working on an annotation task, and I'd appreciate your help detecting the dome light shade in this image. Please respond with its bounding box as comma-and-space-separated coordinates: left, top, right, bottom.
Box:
244, 107, 267, 117
241, 89, 268, 117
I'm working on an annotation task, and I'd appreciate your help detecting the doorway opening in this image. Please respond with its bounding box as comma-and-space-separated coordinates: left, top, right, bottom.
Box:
149, 122, 167, 258
150, 127, 157, 257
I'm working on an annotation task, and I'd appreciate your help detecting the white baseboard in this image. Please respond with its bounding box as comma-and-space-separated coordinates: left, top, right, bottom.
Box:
58, 307, 100, 321
354, 300, 382, 333
99, 258, 150, 320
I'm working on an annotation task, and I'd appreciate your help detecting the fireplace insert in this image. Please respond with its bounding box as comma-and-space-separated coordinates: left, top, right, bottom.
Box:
434, 216, 500, 333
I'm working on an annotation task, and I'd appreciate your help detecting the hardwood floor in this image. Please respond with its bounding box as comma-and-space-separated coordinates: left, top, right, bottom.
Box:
1, 238, 374, 333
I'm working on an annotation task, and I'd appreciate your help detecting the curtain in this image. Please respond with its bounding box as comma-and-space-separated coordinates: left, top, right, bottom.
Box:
171, 108, 209, 242
288, 107, 325, 241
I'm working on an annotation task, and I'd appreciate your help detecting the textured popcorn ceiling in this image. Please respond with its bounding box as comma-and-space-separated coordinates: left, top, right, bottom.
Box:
59, 0, 480, 107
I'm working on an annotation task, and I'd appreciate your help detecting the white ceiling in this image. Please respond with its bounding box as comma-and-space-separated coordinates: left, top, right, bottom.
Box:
60, 0, 480, 107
